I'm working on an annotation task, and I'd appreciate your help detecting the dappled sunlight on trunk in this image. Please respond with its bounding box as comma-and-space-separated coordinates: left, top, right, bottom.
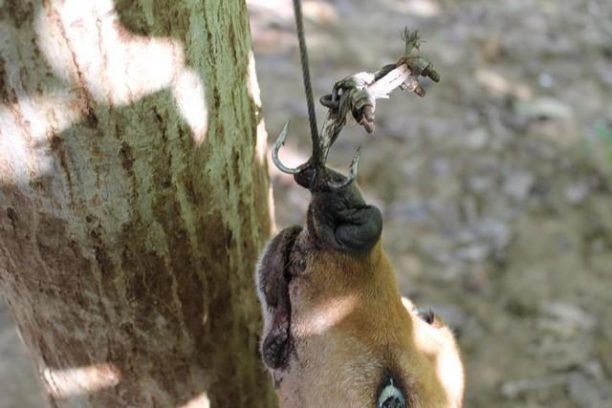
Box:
27, 0, 208, 146
173, 69, 208, 145
179, 392, 211, 408
34, 0, 183, 106
42, 363, 121, 399
247, 50, 269, 164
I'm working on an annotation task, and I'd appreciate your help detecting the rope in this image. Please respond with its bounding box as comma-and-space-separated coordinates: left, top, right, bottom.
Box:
291, 0, 319, 146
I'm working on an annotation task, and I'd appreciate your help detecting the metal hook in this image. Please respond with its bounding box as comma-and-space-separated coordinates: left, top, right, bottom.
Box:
327, 147, 361, 190
271, 122, 305, 175
271, 121, 361, 190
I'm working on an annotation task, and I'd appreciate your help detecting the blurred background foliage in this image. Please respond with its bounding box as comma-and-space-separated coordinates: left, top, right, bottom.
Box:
1, 0, 611, 407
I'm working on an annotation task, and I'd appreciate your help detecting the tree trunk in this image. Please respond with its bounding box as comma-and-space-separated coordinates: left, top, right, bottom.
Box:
0, 0, 275, 406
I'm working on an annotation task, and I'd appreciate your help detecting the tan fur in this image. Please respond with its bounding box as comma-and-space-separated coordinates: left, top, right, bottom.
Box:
270, 239, 465, 407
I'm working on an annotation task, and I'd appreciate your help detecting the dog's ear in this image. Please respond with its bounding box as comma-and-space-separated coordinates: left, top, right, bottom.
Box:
306, 170, 382, 253
256, 226, 302, 370
258, 226, 302, 309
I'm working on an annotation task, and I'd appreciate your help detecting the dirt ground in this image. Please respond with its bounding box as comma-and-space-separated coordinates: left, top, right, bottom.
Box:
1, 0, 611, 407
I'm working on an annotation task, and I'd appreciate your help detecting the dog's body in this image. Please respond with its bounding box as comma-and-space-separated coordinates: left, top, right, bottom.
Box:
256, 178, 464, 407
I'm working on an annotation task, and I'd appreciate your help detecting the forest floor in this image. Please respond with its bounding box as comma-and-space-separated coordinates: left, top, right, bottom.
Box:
1, 0, 611, 407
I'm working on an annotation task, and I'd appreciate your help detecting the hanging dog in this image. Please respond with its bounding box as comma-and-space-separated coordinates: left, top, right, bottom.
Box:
256, 1, 464, 406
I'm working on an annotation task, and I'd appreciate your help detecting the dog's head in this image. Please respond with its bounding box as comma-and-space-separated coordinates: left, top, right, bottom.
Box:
256, 170, 464, 407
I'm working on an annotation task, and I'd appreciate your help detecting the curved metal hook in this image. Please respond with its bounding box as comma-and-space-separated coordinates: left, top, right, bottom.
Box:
327, 147, 361, 190
271, 122, 305, 175
272, 121, 361, 191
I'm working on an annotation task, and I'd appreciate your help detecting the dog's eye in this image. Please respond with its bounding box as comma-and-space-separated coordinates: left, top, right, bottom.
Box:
417, 309, 444, 328
418, 309, 436, 325
377, 378, 406, 408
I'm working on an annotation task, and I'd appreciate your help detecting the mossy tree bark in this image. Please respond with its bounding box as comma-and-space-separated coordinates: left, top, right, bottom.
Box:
0, 0, 275, 406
